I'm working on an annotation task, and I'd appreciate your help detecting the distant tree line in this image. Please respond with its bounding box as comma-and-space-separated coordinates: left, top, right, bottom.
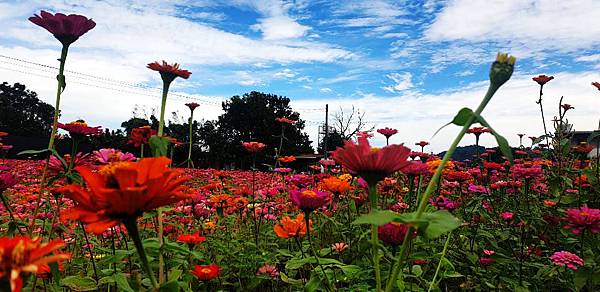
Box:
0, 82, 315, 169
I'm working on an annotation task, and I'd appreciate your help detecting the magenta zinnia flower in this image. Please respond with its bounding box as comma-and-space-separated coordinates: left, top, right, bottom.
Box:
289, 189, 330, 212
93, 148, 136, 164
0, 172, 18, 192
563, 206, 600, 235
332, 136, 411, 184
29, 11, 96, 46
550, 251, 584, 270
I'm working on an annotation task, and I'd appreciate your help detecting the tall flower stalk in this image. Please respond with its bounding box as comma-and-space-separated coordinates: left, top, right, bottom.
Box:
184, 102, 200, 168
533, 75, 554, 146
147, 61, 191, 137
384, 53, 516, 292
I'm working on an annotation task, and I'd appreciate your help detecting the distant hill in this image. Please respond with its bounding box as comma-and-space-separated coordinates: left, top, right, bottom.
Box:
437, 145, 489, 161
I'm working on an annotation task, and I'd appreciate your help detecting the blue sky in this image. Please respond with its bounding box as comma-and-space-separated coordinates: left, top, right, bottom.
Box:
0, 0, 599, 151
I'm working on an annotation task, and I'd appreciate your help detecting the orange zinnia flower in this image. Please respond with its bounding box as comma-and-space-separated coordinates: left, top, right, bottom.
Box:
176, 233, 206, 245
273, 213, 311, 238
321, 176, 351, 194
278, 156, 296, 163
59, 157, 189, 234
0, 237, 70, 292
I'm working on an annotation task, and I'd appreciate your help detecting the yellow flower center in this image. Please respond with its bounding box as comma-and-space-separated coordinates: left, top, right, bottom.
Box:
302, 190, 317, 197
99, 161, 132, 177
370, 147, 381, 154
201, 268, 212, 273
580, 212, 589, 217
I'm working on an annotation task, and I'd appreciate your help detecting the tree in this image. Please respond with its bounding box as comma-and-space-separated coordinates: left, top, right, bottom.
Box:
215, 91, 313, 168
332, 106, 374, 140
0, 82, 54, 136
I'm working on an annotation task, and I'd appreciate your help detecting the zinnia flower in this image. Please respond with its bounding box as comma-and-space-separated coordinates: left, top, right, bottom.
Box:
550, 251, 584, 270
257, 264, 279, 279
378, 222, 411, 246
191, 264, 220, 281
128, 126, 156, 148
563, 206, 600, 235
592, 82, 600, 91
332, 242, 349, 253
377, 127, 398, 138
332, 136, 411, 184
176, 233, 206, 245
532, 75, 554, 86
29, 11, 96, 46
185, 102, 200, 112
289, 189, 330, 212
278, 156, 296, 163
273, 213, 310, 238
147, 61, 191, 82
0, 236, 70, 292
275, 117, 296, 124
93, 148, 136, 164
59, 157, 189, 234
0, 173, 18, 192
58, 121, 102, 136
242, 142, 266, 153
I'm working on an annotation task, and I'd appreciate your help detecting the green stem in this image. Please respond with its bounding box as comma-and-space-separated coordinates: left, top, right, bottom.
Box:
427, 232, 452, 292
47, 45, 69, 150
157, 80, 171, 137
187, 111, 194, 168
123, 217, 158, 289
368, 184, 382, 291
305, 211, 334, 292
384, 83, 500, 292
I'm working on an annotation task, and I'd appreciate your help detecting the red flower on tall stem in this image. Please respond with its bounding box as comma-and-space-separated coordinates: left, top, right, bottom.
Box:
59, 157, 189, 234
185, 102, 200, 112
147, 61, 191, 82
29, 11, 96, 46
242, 142, 266, 153
532, 75, 554, 86
289, 189, 330, 212
332, 136, 411, 184
377, 127, 398, 138
58, 121, 102, 136
128, 126, 156, 148
0, 236, 70, 292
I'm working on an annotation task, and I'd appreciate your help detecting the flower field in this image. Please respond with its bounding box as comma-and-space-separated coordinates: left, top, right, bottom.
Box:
1, 9, 600, 292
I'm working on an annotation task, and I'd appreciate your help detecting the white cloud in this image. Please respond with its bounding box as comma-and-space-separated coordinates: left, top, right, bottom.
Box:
293, 70, 600, 152
235, 71, 263, 86
320, 87, 333, 93
273, 68, 297, 78
383, 72, 413, 92
381, 32, 408, 38
251, 15, 309, 40
426, 0, 600, 54
576, 54, 600, 62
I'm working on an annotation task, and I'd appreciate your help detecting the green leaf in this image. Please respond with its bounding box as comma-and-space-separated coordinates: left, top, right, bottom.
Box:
159, 280, 179, 291
149, 135, 171, 157
305, 272, 323, 292
451, 107, 475, 126
352, 210, 400, 225
419, 211, 461, 239
17, 148, 49, 156
61, 276, 98, 291
168, 269, 183, 281
285, 257, 342, 270
113, 273, 134, 292
280, 272, 303, 286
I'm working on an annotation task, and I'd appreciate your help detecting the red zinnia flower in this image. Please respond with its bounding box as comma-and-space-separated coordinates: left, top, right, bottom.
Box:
415, 141, 429, 148
29, 11, 96, 46
185, 102, 200, 112
377, 127, 398, 138
176, 233, 206, 245
332, 136, 411, 184
278, 156, 296, 163
0, 173, 18, 192
147, 61, 191, 82
289, 189, 330, 212
532, 75, 554, 86
276, 117, 296, 124
58, 121, 102, 136
128, 126, 157, 148
378, 222, 412, 246
242, 142, 266, 153
59, 157, 189, 234
0, 236, 70, 292
191, 264, 220, 281
466, 127, 492, 135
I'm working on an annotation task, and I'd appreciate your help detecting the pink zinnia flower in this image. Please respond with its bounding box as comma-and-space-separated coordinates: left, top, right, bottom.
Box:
93, 148, 136, 164
242, 141, 266, 153
332, 242, 349, 253
550, 251, 584, 270
402, 161, 429, 177
511, 163, 543, 180
332, 136, 411, 184
501, 212, 514, 221
563, 206, 600, 235
289, 189, 330, 212
257, 264, 279, 279
479, 257, 495, 266
0, 172, 18, 192
29, 11, 96, 46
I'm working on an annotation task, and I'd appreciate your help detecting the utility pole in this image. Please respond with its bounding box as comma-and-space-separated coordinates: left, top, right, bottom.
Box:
324, 104, 329, 159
